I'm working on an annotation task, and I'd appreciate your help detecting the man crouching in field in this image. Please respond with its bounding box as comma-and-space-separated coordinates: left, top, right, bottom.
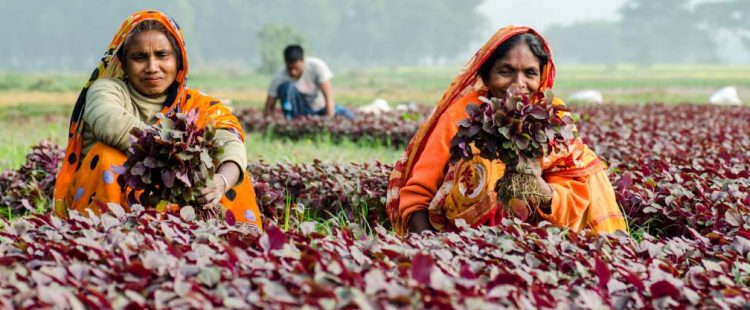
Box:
263, 45, 355, 119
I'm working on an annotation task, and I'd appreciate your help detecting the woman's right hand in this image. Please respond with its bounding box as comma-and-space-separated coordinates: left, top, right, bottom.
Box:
407, 210, 433, 234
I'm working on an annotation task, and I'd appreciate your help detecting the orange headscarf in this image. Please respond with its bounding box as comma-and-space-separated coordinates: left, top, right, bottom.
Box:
386, 26, 607, 234
53, 11, 246, 215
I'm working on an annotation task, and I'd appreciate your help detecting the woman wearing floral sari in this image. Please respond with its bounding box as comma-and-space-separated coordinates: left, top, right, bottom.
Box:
387, 26, 627, 236
53, 11, 262, 231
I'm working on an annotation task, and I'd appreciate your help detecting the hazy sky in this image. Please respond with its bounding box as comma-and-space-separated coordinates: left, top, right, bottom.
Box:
478, 0, 627, 34
0, 0, 745, 70
476, 0, 747, 63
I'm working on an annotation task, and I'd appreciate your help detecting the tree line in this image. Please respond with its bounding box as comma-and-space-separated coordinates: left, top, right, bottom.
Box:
0, 0, 484, 71
0, 0, 746, 71
544, 0, 750, 65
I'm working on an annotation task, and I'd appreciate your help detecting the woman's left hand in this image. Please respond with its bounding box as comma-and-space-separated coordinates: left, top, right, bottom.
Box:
521, 157, 554, 209
517, 157, 554, 200
197, 162, 241, 209
197, 174, 229, 209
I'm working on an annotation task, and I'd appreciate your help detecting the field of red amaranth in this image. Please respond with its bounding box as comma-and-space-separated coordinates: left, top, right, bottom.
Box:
0, 103, 749, 308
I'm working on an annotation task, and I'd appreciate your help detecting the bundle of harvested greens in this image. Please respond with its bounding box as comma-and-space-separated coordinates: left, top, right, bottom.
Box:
121, 109, 223, 220
449, 85, 576, 219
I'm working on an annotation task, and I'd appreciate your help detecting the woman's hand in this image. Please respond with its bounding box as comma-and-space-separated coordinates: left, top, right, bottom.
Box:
407, 210, 434, 234
516, 157, 554, 213
198, 174, 230, 209
197, 162, 242, 209
517, 157, 553, 197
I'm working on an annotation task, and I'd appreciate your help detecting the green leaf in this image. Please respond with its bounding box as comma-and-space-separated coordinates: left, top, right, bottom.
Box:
200, 151, 214, 170
175, 152, 193, 161
160, 118, 175, 131
534, 130, 547, 143
498, 126, 511, 139
141, 169, 152, 185
514, 134, 530, 150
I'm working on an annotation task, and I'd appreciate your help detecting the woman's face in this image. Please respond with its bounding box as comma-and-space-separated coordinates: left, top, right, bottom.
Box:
122, 30, 178, 98
483, 42, 542, 98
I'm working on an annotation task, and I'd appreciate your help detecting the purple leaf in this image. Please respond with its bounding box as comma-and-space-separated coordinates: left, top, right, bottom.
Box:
161, 170, 175, 188
594, 256, 610, 292
650, 280, 680, 300
411, 253, 434, 286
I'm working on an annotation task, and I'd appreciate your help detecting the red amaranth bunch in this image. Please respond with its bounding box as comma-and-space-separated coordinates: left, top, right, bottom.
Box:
449, 85, 576, 166
121, 109, 222, 217
449, 85, 577, 220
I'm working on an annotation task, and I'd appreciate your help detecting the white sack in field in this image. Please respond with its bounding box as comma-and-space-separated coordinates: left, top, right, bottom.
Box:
396, 102, 419, 112
709, 86, 742, 105
568, 89, 604, 104
357, 98, 391, 115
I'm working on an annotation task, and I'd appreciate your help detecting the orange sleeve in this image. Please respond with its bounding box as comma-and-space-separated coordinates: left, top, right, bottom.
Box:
397, 94, 478, 226
540, 170, 627, 234
398, 108, 457, 226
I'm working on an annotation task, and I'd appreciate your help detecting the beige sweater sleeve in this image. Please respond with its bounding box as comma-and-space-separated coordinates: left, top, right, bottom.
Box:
83, 79, 148, 152
84, 78, 247, 181
214, 129, 248, 181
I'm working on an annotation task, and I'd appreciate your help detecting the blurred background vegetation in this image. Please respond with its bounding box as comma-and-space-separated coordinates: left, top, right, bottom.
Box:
0, 0, 748, 71
0, 0, 748, 170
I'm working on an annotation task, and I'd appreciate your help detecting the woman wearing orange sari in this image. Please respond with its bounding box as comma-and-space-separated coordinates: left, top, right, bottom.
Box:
53, 11, 262, 231
387, 26, 627, 236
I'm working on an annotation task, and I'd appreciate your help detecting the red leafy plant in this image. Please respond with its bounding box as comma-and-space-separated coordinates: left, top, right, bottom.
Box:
0, 141, 64, 219
121, 109, 222, 219
576, 103, 750, 237
237, 106, 431, 148
449, 85, 576, 220
0, 209, 748, 308
250, 160, 391, 231
4, 104, 750, 238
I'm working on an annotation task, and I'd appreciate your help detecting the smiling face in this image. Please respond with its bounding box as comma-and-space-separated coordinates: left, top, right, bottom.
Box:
482, 42, 542, 99
122, 30, 178, 98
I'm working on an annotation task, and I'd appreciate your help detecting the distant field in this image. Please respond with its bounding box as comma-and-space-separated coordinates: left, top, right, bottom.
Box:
2, 64, 749, 106
0, 64, 747, 170
0, 107, 403, 171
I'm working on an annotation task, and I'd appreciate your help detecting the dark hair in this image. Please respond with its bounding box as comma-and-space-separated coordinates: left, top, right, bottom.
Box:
478, 33, 549, 81
117, 20, 182, 68
283, 45, 304, 64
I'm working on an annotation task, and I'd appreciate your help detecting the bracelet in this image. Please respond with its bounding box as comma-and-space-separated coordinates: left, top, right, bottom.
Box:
217, 174, 230, 190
